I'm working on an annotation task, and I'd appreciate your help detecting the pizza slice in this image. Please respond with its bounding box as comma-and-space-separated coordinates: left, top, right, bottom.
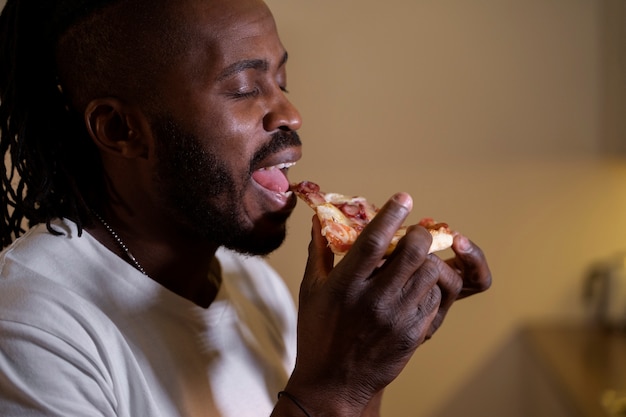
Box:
291, 180, 453, 256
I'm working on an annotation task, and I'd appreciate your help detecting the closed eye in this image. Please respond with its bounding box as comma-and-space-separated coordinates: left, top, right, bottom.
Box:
228, 87, 261, 99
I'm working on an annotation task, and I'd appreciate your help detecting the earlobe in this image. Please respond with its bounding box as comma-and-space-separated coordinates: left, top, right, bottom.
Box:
84, 98, 148, 158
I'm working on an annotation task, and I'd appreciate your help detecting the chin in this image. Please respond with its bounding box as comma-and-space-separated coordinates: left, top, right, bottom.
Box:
224, 221, 288, 256
225, 234, 286, 257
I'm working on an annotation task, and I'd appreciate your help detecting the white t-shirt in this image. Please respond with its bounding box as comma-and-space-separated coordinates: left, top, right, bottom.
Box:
0, 219, 297, 417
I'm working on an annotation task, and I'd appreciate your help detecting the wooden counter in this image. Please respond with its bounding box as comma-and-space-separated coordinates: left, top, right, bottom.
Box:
521, 323, 626, 417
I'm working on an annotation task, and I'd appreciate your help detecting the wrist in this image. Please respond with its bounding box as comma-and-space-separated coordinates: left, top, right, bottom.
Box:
278, 376, 370, 417
277, 391, 312, 417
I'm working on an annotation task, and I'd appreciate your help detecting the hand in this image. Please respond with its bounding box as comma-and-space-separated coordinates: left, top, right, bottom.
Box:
399, 229, 492, 344
282, 193, 491, 417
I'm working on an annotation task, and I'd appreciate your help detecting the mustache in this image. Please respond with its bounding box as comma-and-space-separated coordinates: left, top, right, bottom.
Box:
250, 130, 302, 169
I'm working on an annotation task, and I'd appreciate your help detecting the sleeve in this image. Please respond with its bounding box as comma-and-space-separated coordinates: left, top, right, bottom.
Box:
0, 319, 118, 417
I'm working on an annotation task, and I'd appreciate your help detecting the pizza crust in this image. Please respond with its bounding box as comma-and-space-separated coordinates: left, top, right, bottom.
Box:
387, 225, 454, 255
429, 229, 455, 253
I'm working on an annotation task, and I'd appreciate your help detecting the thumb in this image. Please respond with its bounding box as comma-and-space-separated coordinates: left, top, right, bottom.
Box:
301, 215, 334, 296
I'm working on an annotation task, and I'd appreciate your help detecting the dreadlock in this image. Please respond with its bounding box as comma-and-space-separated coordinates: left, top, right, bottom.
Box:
0, 0, 182, 248
0, 0, 121, 247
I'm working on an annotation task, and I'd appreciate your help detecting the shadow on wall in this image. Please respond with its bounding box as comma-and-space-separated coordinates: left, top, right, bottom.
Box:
431, 330, 528, 417
431, 325, 594, 417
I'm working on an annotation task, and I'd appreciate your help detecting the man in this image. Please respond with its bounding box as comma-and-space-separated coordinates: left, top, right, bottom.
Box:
0, 0, 491, 416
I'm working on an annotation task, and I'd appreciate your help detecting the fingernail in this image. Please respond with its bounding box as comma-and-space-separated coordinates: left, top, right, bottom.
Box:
457, 235, 471, 252
392, 193, 413, 211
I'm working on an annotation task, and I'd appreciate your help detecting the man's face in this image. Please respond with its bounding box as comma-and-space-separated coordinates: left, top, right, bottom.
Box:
148, 0, 303, 255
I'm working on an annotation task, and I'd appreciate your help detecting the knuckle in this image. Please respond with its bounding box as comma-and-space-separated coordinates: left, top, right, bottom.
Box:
448, 269, 464, 296
353, 230, 388, 256
415, 285, 441, 319
426, 285, 442, 310
417, 257, 440, 286
465, 262, 493, 293
397, 331, 420, 354
394, 226, 430, 263
406, 225, 432, 251
476, 271, 493, 292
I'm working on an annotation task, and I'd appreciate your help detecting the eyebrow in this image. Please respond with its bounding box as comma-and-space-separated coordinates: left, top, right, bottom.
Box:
216, 51, 289, 82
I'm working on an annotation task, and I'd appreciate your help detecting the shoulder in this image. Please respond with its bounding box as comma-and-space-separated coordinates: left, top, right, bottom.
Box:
0, 250, 123, 413
0, 219, 100, 281
0, 219, 132, 354
0, 239, 117, 353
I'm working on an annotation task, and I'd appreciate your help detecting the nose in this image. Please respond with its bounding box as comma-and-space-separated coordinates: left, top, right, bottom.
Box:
263, 91, 302, 132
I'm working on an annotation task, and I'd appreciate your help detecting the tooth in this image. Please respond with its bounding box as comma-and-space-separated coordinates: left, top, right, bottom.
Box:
257, 161, 296, 171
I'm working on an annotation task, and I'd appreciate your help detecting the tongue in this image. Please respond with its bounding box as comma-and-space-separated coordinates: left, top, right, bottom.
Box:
252, 168, 290, 193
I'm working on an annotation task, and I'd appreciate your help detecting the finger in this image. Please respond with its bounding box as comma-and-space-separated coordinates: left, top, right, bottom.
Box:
339, 192, 413, 277
447, 233, 492, 299
301, 215, 334, 295
421, 286, 444, 342
398, 261, 442, 342
396, 253, 463, 340
374, 224, 432, 296
397, 252, 439, 304
397, 254, 461, 316
430, 255, 464, 312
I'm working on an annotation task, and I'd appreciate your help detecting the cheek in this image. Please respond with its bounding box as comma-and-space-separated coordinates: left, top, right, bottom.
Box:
169, 94, 266, 170
202, 119, 260, 167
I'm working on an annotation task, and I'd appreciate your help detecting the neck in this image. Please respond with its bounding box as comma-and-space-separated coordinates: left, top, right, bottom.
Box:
87, 208, 222, 308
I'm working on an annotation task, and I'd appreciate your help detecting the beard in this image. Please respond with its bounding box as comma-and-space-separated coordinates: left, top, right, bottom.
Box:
150, 114, 301, 256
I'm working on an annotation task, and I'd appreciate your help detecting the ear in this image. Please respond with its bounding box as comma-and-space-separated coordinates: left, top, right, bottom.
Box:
84, 98, 149, 159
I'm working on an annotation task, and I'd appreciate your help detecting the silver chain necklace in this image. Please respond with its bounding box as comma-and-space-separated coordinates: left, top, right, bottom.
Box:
92, 211, 147, 276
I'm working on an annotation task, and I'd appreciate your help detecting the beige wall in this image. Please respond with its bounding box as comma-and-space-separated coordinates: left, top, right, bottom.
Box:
3, 0, 624, 415
265, 0, 626, 416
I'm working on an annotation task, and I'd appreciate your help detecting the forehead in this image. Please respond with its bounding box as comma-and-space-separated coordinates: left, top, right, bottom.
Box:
151, 0, 284, 111
156, 0, 284, 83
171, 0, 280, 54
